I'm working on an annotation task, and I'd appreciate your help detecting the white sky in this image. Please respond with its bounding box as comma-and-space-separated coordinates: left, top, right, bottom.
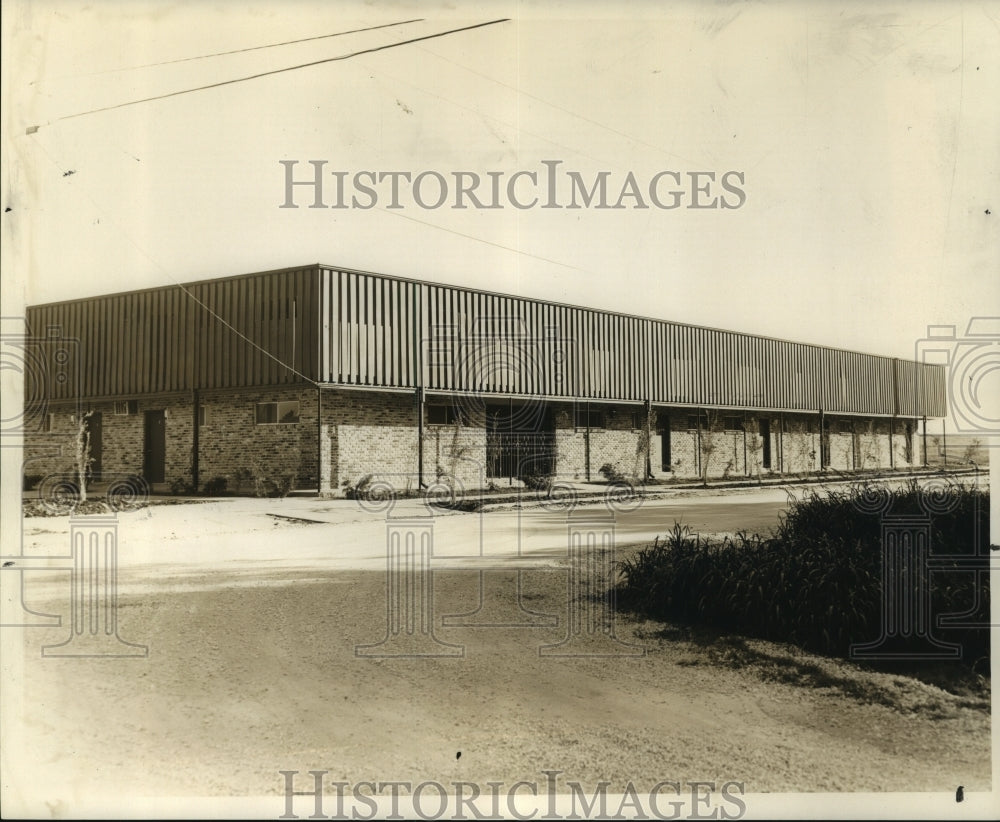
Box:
1, 4, 999, 816
2, 0, 998, 365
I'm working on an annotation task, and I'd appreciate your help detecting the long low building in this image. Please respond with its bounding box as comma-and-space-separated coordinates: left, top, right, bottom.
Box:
23, 263, 946, 495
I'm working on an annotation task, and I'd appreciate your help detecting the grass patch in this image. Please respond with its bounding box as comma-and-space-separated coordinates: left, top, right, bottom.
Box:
22, 497, 214, 517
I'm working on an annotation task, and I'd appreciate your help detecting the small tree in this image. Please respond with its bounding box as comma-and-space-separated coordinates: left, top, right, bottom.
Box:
635, 405, 655, 481
743, 417, 763, 483
446, 414, 471, 485
72, 411, 94, 503
786, 419, 816, 474
858, 420, 880, 470
699, 410, 722, 486
962, 437, 982, 466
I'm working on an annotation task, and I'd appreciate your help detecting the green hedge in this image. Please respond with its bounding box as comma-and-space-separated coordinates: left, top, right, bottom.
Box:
617, 480, 990, 670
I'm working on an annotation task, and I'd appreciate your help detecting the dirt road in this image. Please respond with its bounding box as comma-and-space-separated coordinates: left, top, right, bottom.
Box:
3, 488, 992, 814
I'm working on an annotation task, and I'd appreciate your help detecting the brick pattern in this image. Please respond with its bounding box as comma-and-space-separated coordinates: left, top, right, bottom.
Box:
551, 402, 647, 481
23, 397, 192, 488
327, 391, 491, 495
662, 419, 700, 479
197, 386, 318, 492
23, 405, 82, 481
322, 390, 415, 494
24, 388, 925, 496
780, 415, 821, 474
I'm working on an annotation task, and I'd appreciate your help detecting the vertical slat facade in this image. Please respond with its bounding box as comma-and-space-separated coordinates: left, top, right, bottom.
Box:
24, 265, 947, 419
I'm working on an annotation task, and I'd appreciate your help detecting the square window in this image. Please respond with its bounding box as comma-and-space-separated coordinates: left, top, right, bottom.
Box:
426, 404, 461, 425
574, 407, 605, 429
256, 401, 299, 425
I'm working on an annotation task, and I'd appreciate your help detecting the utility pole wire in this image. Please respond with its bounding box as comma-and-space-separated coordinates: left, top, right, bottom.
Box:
44, 18, 426, 79
47, 19, 510, 126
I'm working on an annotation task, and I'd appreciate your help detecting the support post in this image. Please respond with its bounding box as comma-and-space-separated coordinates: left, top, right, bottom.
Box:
695, 412, 702, 478
417, 387, 425, 488
851, 418, 857, 471
742, 411, 747, 476
192, 388, 200, 490
644, 399, 652, 480
889, 417, 895, 470
317, 385, 323, 495
942, 418, 948, 467
819, 408, 824, 470
778, 412, 784, 474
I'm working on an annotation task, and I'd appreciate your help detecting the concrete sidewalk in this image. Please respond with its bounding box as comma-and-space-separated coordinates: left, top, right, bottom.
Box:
22, 464, 985, 520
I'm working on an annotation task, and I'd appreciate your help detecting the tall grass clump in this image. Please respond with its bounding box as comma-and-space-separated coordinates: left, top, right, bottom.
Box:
617, 480, 990, 671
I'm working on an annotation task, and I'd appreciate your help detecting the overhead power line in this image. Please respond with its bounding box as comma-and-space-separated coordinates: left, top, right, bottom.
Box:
31, 19, 509, 129
34, 19, 426, 81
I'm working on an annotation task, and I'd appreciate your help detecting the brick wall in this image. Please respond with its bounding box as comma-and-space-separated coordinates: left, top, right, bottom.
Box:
322, 389, 415, 494
424, 426, 489, 492
23, 403, 84, 481
780, 414, 821, 474
891, 421, 919, 468
325, 390, 492, 495
197, 386, 319, 493
22, 386, 933, 496
553, 402, 647, 481
828, 429, 856, 471
23, 396, 191, 489
663, 416, 700, 479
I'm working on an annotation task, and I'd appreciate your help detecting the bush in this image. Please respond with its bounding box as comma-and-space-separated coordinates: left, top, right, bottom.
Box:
250, 472, 296, 498
617, 480, 990, 671
169, 477, 195, 496
232, 468, 253, 494
202, 476, 228, 495
343, 474, 373, 500
599, 463, 626, 483
519, 472, 553, 493
271, 472, 296, 498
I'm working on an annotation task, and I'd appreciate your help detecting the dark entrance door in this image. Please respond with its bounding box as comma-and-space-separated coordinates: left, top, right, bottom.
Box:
759, 418, 771, 469
656, 411, 671, 471
486, 402, 555, 480
87, 412, 103, 480
144, 410, 166, 483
